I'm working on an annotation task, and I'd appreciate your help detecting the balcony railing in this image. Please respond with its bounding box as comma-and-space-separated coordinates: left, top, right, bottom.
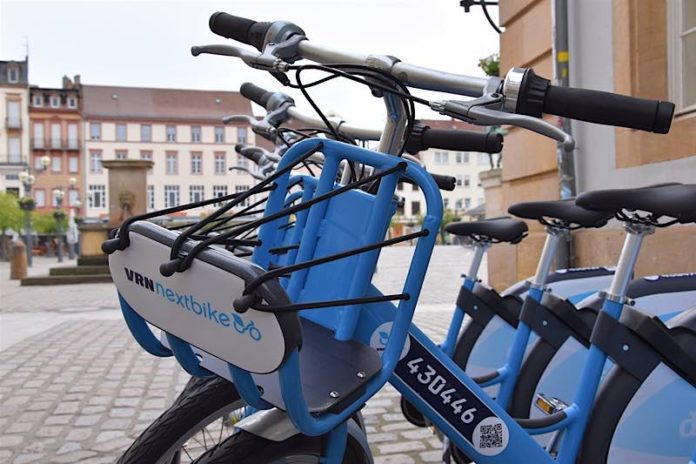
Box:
0, 154, 27, 165
33, 139, 81, 150
6, 118, 22, 129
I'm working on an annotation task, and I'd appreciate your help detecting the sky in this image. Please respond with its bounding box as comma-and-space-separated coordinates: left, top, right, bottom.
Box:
0, 0, 500, 127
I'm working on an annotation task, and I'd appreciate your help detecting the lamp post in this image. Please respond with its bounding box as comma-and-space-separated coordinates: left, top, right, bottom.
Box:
17, 155, 50, 267
53, 190, 66, 263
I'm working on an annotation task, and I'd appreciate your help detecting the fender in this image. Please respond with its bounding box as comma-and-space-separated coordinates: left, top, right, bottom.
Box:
235, 409, 373, 462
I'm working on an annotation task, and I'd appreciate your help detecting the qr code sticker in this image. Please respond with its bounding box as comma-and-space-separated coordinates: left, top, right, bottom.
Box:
479, 423, 503, 449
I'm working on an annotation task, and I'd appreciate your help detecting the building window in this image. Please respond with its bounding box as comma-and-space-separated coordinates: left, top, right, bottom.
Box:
116, 123, 127, 142
166, 152, 178, 174
69, 189, 79, 206
90, 151, 103, 174
34, 189, 46, 207
215, 126, 225, 143
68, 156, 78, 173
214, 152, 226, 174
235, 185, 250, 207
237, 127, 248, 144
164, 185, 180, 208
50, 123, 61, 148
464, 198, 471, 209
190, 152, 202, 174
33, 123, 44, 148
33, 95, 43, 107
8, 137, 20, 163
90, 122, 101, 140
668, 0, 696, 112
237, 154, 248, 169
140, 124, 152, 142
213, 185, 228, 205
67, 124, 78, 149
443, 198, 449, 209
51, 189, 63, 208
396, 181, 404, 191
147, 185, 155, 210
8, 67, 18, 83
434, 151, 449, 165
411, 201, 421, 216
455, 175, 463, 187
88, 185, 106, 209
464, 175, 471, 187
6, 101, 20, 128
191, 126, 202, 142
115, 150, 128, 160
50, 96, 60, 108
477, 153, 489, 166
189, 185, 205, 203
51, 155, 62, 173
455, 152, 470, 164
34, 155, 45, 170
455, 199, 463, 210
166, 125, 177, 142
67, 97, 77, 109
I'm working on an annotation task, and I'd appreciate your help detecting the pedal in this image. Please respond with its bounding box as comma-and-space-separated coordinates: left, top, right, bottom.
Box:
534, 393, 568, 415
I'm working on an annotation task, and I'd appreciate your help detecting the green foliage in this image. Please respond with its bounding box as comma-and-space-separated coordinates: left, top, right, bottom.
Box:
478, 53, 500, 77
0, 192, 23, 233
32, 210, 68, 235
440, 209, 460, 244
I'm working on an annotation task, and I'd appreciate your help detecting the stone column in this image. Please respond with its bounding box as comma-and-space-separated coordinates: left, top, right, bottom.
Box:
78, 159, 153, 258
479, 168, 517, 289
101, 159, 154, 226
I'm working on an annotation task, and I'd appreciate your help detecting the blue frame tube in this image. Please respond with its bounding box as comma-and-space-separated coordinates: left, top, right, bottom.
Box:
440, 276, 476, 357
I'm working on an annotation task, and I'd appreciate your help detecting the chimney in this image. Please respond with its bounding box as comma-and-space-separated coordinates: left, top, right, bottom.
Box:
62, 75, 71, 89
74, 75, 81, 87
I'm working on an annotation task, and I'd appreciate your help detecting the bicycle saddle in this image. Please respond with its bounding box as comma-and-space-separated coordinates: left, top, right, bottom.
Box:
508, 199, 611, 228
576, 184, 696, 223
445, 217, 528, 243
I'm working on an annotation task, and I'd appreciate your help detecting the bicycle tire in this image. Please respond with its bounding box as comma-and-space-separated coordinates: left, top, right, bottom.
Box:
190, 427, 371, 464
118, 376, 244, 464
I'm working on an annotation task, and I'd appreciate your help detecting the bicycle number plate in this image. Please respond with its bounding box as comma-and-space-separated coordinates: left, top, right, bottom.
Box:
109, 223, 288, 374
394, 336, 510, 456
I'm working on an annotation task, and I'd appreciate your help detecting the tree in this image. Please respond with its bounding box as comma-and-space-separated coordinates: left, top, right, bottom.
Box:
32, 210, 68, 235
439, 209, 460, 245
0, 193, 23, 260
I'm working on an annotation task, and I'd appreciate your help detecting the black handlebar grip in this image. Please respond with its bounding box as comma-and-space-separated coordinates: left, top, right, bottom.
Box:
543, 85, 675, 134
240, 82, 273, 109
422, 128, 503, 154
209, 12, 272, 51
235, 144, 264, 164
430, 174, 457, 192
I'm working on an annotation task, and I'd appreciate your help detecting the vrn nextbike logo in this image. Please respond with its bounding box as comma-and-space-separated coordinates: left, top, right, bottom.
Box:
681, 411, 696, 438
124, 267, 262, 341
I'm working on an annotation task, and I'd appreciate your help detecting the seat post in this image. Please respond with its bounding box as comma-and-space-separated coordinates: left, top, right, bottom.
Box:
465, 241, 489, 285
606, 222, 655, 303
530, 226, 566, 292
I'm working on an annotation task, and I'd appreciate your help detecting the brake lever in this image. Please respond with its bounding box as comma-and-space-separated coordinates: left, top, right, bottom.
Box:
431, 98, 575, 151
191, 44, 262, 69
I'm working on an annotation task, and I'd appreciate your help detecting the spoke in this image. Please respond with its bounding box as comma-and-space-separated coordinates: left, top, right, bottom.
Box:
181, 445, 194, 462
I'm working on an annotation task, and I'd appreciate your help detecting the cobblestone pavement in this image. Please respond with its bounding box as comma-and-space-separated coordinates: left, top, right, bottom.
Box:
0, 247, 483, 463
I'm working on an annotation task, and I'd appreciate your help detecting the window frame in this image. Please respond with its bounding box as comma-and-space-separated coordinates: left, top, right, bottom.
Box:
90, 151, 103, 174
667, 0, 696, 114
190, 152, 203, 175
116, 123, 128, 142
165, 151, 178, 175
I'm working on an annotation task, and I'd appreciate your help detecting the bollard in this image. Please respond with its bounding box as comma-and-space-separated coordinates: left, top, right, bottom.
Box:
10, 240, 28, 280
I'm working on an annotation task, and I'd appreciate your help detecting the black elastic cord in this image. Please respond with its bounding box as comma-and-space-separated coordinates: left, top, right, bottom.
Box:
251, 293, 410, 313
244, 229, 428, 295
174, 155, 406, 273
168, 145, 320, 260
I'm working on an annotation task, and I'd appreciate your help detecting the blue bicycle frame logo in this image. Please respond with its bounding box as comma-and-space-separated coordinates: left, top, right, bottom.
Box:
232, 314, 262, 341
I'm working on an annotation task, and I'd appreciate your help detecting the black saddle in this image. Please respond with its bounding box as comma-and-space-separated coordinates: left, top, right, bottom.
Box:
576, 184, 696, 224
508, 199, 611, 229
445, 217, 528, 243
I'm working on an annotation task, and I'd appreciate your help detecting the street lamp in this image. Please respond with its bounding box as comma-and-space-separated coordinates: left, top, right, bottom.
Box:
53, 189, 66, 263
17, 155, 50, 267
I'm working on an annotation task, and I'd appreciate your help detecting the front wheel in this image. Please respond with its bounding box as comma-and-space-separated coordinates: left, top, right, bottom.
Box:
118, 376, 246, 464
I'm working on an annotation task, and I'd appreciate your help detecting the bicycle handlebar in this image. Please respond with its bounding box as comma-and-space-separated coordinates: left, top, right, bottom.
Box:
240, 82, 274, 109
405, 125, 503, 154
209, 12, 276, 52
